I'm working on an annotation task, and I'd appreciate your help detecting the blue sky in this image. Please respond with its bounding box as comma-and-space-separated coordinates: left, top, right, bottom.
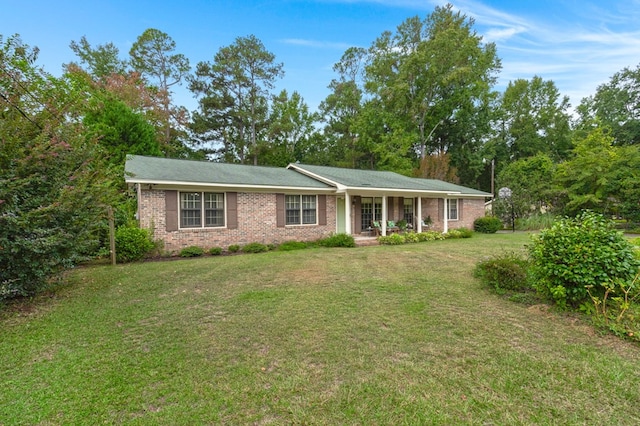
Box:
5, 0, 640, 113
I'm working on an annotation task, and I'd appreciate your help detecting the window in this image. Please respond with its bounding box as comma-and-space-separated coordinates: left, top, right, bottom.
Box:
403, 198, 414, 226
447, 199, 458, 220
204, 193, 225, 227
286, 195, 316, 225
180, 192, 225, 228
361, 197, 382, 231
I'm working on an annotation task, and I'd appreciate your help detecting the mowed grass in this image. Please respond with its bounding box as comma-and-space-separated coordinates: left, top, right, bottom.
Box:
2, 233, 640, 425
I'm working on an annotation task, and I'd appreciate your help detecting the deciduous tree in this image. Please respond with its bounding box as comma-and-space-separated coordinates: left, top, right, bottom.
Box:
263, 89, 315, 166
494, 153, 556, 219
0, 34, 118, 299
363, 5, 500, 176
577, 64, 640, 146
492, 76, 572, 162
554, 127, 617, 215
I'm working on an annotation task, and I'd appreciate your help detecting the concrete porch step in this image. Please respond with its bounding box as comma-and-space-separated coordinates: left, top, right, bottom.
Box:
354, 237, 379, 247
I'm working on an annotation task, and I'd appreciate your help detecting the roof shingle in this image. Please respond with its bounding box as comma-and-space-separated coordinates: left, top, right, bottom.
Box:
125, 155, 490, 197
289, 164, 490, 196
125, 155, 332, 189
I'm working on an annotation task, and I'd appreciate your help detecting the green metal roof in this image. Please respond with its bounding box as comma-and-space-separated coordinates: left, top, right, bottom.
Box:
289, 164, 491, 196
124, 155, 332, 189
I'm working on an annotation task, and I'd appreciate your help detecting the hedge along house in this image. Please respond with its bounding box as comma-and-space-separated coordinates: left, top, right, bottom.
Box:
125, 155, 491, 252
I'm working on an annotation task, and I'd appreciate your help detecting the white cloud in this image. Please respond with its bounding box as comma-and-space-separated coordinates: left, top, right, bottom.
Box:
313, 0, 640, 108
281, 38, 354, 50
450, 0, 640, 108
483, 26, 527, 42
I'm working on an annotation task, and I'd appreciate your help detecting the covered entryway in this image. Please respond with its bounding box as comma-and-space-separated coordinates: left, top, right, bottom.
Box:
350, 195, 425, 236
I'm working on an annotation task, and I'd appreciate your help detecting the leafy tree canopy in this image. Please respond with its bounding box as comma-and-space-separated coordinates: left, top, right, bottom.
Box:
188, 34, 284, 164
1, 34, 120, 299
493, 76, 572, 162
577, 63, 640, 146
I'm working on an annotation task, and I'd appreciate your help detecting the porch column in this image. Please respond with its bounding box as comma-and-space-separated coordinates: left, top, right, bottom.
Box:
381, 195, 388, 236
345, 193, 352, 234
443, 197, 449, 233
417, 196, 422, 233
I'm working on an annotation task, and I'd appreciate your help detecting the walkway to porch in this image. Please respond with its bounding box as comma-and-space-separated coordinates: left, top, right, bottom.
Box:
353, 235, 379, 247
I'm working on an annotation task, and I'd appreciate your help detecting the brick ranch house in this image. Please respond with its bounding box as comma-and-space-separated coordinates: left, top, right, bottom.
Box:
125, 155, 491, 252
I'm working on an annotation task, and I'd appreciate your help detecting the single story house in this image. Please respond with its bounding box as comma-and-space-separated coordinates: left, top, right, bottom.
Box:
124, 155, 491, 252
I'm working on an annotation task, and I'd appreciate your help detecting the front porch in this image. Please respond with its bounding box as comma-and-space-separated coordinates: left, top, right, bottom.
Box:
340, 194, 453, 237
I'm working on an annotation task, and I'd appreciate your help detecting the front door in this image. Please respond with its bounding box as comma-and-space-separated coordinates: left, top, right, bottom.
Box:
336, 197, 346, 233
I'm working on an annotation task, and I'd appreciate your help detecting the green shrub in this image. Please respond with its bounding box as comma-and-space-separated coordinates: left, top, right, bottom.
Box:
209, 247, 222, 256
529, 211, 640, 307
228, 244, 240, 253
444, 229, 463, 239
180, 246, 204, 257
404, 232, 420, 243
378, 234, 406, 245
242, 242, 269, 254
445, 228, 473, 239
457, 227, 474, 238
474, 216, 503, 233
278, 241, 309, 251
115, 226, 155, 263
474, 252, 531, 292
417, 231, 446, 242
317, 233, 355, 248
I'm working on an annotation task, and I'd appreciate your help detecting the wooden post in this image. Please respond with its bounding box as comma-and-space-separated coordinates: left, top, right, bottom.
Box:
108, 206, 116, 265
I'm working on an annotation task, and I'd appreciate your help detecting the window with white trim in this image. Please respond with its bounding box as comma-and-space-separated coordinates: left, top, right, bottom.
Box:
403, 198, 414, 225
180, 192, 225, 228
447, 199, 459, 220
286, 195, 316, 225
360, 197, 382, 231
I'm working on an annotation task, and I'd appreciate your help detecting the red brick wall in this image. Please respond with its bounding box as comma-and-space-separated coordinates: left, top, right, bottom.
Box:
140, 189, 337, 253
420, 198, 485, 231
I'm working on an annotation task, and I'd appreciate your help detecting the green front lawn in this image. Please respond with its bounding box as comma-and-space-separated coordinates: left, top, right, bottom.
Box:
2, 233, 639, 424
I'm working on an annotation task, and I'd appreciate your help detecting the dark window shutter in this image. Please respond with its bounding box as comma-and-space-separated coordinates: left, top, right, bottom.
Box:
438, 198, 444, 221
276, 194, 285, 227
165, 190, 178, 231
318, 195, 327, 225
458, 199, 463, 220
227, 192, 238, 229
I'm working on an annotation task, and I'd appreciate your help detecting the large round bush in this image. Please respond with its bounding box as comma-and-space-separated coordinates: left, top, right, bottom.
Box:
474, 216, 502, 233
115, 226, 155, 262
529, 211, 639, 307
474, 252, 531, 292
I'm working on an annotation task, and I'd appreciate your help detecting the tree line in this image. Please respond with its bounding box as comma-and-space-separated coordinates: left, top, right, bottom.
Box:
1, 4, 639, 298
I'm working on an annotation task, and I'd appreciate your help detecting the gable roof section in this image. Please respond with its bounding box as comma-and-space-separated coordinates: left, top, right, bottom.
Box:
288, 163, 490, 197
125, 155, 333, 190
